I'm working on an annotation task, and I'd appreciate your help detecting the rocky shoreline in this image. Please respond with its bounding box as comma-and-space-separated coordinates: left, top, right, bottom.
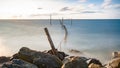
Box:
0, 47, 120, 68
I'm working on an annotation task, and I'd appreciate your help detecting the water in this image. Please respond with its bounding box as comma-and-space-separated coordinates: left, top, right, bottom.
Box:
0, 19, 120, 63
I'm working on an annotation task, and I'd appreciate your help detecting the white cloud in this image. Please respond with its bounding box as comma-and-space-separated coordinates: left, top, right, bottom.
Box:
102, 0, 112, 9
78, 0, 87, 2
0, 0, 119, 19
88, 4, 96, 8
60, 7, 73, 11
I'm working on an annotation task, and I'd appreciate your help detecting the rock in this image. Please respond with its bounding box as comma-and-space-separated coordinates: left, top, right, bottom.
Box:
62, 56, 88, 68
11, 53, 19, 60
2, 59, 38, 68
105, 58, 120, 68
12, 59, 38, 68
112, 51, 120, 58
69, 49, 83, 54
88, 63, 101, 68
87, 58, 102, 66
47, 49, 68, 61
0, 56, 10, 63
0, 64, 3, 68
13, 47, 63, 68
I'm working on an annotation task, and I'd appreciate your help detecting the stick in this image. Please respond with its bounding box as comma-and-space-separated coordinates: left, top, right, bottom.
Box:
44, 28, 57, 55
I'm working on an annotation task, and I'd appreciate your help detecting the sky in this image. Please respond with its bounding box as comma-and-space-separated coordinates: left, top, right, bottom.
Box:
0, 0, 120, 19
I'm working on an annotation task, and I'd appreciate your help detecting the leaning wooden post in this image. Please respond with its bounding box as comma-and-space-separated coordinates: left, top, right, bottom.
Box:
44, 27, 57, 55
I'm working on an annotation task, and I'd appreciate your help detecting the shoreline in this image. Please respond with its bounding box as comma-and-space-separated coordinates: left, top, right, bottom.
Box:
0, 47, 120, 68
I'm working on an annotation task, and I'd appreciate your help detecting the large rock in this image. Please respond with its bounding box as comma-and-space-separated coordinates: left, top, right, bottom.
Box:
47, 49, 68, 61
62, 56, 88, 68
112, 51, 120, 58
105, 51, 120, 68
105, 58, 120, 68
2, 59, 38, 68
88, 63, 101, 68
12, 47, 63, 68
0, 56, 10, 63
87, 58, 102, 67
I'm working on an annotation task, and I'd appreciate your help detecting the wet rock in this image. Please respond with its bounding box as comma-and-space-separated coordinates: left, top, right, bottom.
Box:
87, 58, 102, 66
12, 59, 38, 68
13, 47, 63, 68
47, 49, 68, 61
112, 51, 120, 58
88, 63, 101, 68
2, 63, 23, 68
2, 59, 38, 68
69, 49, 83, 54
62, 56, 88, 68
0, 56, 10, 64
105, 58, 120, 68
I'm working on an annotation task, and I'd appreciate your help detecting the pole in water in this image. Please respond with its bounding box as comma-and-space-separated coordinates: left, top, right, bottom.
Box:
44, 27, 57, 55
71, 18, 72, 26
50, 14, 52, 25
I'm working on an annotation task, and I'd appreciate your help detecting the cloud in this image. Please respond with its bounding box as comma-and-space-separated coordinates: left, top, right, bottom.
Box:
88, 4, 96, 8
60, 7, 73, 11
102, 0, 120, 10
102, 0, 112, 9
37, 8, 42, 10
81, 11, 97, 13
113, 4, 120, 9
78, 0, 87, 2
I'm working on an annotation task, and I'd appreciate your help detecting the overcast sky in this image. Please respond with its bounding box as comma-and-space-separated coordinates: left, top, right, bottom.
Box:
0, 0, 120, 19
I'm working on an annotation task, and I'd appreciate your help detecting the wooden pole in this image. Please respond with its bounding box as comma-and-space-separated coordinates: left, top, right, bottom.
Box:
71, 18, 72, 26
50, 14, 52, 25
44, 27, 57, 55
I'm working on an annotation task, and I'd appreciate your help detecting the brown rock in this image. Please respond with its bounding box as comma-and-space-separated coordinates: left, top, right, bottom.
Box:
62, 56, 88, 68
12, 47, 63, 68
0, 56, 10, 63
88, 63, 101, 68
106, 58, 120, 68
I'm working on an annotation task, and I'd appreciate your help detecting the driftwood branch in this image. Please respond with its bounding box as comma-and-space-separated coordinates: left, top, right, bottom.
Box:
59, 18, 68, 42
44, 27, 57, 55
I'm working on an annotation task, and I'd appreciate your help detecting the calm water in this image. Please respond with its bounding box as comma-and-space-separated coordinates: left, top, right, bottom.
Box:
0, 19, 120, 63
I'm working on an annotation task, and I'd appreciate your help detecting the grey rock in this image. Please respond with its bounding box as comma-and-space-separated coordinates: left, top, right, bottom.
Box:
2, 63, 23, 68
62, 56, 88, 68
0, 56, 10, 64
87, 58, 102, 66
2, 59, 38, 68
47, 49, 68, 61
13, 47, 62, 68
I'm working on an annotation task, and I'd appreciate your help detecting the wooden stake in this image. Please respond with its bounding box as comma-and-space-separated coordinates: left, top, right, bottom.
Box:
50, 14, 52, 25
44, 28, 57, 55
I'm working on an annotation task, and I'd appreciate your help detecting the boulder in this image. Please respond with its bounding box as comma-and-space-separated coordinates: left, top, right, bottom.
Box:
2, 59, 38, 68
88, 63, 101, 68
47, 49, 69, 61
12, 47, 63, 68
0, 56, 10, 63
2, 63, 23, 68
62, 56, 88, 68
112, 51, 120, 58
105, 58, 120, 68
87, 58, 102, 66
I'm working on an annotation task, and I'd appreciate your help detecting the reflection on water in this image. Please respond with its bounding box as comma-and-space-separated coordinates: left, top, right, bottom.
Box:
0, 37, 11, 56
0, 19, 120, 63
